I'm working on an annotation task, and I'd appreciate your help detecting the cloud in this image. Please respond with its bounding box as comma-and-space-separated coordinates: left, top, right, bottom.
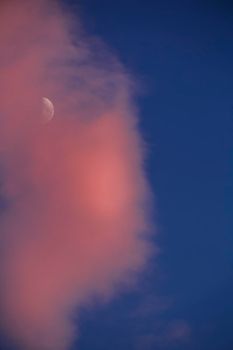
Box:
0, 0, 153, 349
136, 320, 192, 350
131, 295, 172, 319
165, 320, 191, 343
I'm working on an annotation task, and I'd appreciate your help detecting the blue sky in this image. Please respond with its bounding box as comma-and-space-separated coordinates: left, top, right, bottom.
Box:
63, 1, 231, 349
0, 1, 231, 349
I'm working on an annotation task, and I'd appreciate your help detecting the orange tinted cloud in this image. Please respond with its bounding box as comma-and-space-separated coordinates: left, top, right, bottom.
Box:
0, 1, 153, 349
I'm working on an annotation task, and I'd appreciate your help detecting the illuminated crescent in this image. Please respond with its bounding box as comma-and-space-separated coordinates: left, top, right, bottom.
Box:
42, 97, 54, 122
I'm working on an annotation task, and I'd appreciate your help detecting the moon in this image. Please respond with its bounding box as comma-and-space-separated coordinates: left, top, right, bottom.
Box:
42, 97, 54, 122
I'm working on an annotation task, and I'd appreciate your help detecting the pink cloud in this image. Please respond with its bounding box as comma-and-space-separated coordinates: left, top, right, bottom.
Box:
0, 0, 153, 349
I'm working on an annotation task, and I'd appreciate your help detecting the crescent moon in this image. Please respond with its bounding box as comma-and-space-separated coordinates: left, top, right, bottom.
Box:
42, 97, 54, 122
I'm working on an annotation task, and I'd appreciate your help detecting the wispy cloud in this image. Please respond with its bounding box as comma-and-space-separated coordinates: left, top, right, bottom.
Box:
135, 319, 192, 350
131, 295, 173, 319
0, 1, 153, 349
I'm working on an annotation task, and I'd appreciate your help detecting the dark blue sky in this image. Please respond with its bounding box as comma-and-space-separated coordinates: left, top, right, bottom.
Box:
1, 1, 231, 349
63, 1, 231, 350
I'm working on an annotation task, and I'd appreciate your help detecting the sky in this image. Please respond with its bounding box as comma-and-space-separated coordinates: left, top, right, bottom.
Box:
67, 1, 231, 349
0, 0, 231, 350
